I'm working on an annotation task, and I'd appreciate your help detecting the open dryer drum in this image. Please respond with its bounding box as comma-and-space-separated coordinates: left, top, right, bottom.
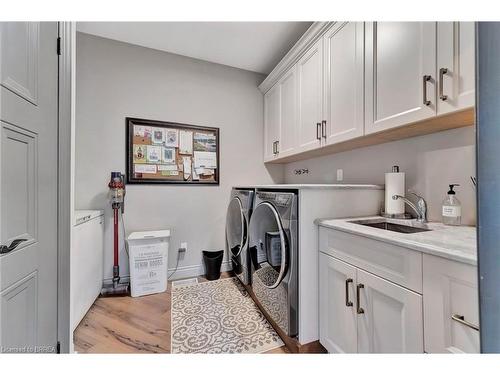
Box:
248, 202, 288, 288
248, 192, 297, 337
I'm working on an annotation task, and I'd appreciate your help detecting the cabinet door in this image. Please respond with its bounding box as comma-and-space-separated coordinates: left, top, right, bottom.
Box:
423, 254, 479, 353
278, 67, 297, 156
263, 83, 280, 161
297, 39, 323, 152
437, 22, 475, 115
365, 22, 436, 134
319, 253, 358, 353
323, 22, 364, 145
357, 269, 424, 353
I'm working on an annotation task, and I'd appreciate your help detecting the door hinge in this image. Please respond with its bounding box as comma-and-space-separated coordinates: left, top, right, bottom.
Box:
57, 37, 62, 56
56, 341, 61, 354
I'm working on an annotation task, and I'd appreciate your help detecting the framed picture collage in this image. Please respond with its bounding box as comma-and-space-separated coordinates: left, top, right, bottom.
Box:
126, 117, 220, 184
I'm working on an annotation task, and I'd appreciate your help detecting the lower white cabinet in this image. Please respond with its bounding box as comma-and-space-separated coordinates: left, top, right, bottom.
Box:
319, 253, 423, 353
319, 254, 357, 353
423, 254, 479, 353
357, 269, 423, 353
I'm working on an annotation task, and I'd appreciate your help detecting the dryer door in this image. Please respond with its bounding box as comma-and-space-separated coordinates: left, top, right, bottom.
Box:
226, 197, 246, 257
249, 202, 288, 289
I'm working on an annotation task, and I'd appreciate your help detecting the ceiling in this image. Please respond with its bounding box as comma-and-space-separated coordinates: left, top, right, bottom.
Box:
76, 22, 312, 74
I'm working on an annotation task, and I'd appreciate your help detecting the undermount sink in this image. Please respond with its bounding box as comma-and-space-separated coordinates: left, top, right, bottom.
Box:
350, 219, 432, 234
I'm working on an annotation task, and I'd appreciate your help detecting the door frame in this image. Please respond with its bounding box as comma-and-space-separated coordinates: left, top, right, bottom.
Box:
57, 21, 75, 353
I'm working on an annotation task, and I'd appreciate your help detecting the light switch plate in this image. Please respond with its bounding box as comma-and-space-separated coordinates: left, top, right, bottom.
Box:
336, 169, 344, 181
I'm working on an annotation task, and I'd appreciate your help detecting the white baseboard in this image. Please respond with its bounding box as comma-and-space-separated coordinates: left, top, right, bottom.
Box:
102, 261, 232, 283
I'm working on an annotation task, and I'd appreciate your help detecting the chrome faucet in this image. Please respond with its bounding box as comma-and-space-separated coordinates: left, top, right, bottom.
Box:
392, 190, 428, 223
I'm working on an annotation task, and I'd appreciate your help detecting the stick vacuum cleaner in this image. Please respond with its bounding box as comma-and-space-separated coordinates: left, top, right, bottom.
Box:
100, 172, 130, 297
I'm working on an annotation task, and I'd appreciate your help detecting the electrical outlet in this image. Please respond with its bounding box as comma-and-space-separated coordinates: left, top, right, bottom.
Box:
180, 242, 187, 252
336, 169, 344, 181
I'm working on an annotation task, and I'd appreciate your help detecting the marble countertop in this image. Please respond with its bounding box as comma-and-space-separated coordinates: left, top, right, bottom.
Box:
234, 184, 384, 190
315, 216, 477, 265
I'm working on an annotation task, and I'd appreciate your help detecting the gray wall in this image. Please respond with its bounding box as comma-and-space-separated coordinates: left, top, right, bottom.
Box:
75, 33, 283, 280
285, 126, 476, 225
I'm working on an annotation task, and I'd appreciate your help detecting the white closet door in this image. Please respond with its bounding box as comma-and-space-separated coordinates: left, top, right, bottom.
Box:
297, 39, 323, 152
0, 22, 59, 352
357, 269, 424, 353
437, 22, 475, 115
324, 22, 364, 145
365, 22, 437, 134
319, 254, 358, 353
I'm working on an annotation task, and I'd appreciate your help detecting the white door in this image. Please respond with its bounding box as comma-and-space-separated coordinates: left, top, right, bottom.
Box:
278, 67, 297, 157
0, 22, 59, 353
263, 83, 280, 161
365, 22, 436, 134
297, 39, 323, 152
357, 269, 423, 353
324, 22, 364, 145
319, 253, 358, 353
437, 22, 475, 115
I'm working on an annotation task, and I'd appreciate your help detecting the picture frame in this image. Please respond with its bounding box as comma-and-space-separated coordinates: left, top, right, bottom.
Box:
126, 117, 220, 185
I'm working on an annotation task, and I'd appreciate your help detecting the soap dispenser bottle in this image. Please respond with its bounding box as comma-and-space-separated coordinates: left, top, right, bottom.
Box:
442, 184, 461, 225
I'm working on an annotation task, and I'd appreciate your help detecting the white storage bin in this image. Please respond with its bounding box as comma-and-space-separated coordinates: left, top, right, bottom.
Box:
127, 230, 170, 297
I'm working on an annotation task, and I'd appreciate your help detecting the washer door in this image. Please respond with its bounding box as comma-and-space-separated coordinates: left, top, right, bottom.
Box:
249, 202, 288, 289
226, 197, 246, 257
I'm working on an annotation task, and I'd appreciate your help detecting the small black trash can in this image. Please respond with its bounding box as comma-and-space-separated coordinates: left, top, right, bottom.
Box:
202, 250, 224, 281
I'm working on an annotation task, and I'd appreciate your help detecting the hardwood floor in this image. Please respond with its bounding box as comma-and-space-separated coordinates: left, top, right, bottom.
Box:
73, 273, 289, 354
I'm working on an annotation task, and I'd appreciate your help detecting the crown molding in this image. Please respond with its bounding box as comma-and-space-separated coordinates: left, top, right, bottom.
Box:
258, 22, 336, 93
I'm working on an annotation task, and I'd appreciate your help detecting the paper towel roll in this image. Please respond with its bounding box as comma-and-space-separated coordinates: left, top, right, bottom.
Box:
385, 172, 405, 215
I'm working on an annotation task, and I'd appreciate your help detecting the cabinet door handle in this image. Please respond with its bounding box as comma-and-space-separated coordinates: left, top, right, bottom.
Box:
316, 123, 321, 140
439, 67, 448, 101
275, 140, 279, 154
322, 120, 327, 139
356, 283, 365, 314
345, 278, 353, 307
423, 75, 431, 106
451, 314, 479, 331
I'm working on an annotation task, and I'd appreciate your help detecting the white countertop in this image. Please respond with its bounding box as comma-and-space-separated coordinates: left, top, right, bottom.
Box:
315, 216, 477, 265
234, 184, 384, 190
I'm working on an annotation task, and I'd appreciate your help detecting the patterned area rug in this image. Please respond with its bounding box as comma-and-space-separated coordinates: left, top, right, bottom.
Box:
171, 277, 284, 353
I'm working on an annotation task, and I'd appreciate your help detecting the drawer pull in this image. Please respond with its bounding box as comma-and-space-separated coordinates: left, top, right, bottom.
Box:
356, 283, 364, 314
345, 278, 353, 307
451, 314, 479, 331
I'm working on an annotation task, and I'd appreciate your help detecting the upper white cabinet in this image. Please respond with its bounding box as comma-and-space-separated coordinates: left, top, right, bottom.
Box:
263, 67, 298, 161
278, 67, 298, 156
437, 22, 476, 115
260, 22, 475, 163
365, 22, 437, 134
323, 22, 364, 144
297, 39, 323, 153
263, 83, 280, 161
423, 254, 479, 353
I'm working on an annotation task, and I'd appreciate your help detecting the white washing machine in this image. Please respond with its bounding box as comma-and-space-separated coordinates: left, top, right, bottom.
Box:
226, 188, 254, 285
